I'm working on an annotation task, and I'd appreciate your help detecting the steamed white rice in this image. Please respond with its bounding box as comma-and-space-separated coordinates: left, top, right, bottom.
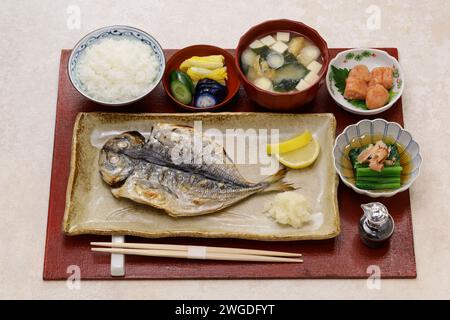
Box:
76, 37, 160, 103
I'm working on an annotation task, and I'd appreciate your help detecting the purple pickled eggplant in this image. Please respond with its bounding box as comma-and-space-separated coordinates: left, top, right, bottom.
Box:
193, 79, 228, 108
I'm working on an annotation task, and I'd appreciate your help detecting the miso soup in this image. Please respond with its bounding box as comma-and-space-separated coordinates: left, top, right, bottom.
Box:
241, 31, 323, 93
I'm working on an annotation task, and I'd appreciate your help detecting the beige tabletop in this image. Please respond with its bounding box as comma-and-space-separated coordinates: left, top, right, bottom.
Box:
0, 0, 449, 299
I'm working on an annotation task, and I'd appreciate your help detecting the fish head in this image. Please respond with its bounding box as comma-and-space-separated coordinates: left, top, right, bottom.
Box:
98, 132, 145, 186
102, 131, 145, 153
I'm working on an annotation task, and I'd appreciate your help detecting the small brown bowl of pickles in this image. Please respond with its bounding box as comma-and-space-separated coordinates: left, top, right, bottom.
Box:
162, 45, 241, 112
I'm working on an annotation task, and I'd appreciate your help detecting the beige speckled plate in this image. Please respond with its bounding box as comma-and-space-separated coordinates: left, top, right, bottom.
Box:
63, 112, 339, 241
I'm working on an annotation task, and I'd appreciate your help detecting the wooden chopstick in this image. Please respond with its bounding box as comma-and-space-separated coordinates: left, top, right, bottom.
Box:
91, 242, 301, 258
92, 247, 303, 263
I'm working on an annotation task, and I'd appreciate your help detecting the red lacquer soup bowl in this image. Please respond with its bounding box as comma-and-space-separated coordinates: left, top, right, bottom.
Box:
235, 19, 329, 111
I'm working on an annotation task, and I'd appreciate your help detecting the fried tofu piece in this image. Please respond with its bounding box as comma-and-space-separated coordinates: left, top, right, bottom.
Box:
369, 67, 394, 89
349, 64, 371, 82
366, 84, 390, 109
344, 77, 368, 100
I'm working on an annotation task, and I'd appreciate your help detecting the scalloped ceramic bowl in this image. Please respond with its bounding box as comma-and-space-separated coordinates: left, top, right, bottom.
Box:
333, 119, 421, 198
68, 25, 165, 106
326, 48, 404, 115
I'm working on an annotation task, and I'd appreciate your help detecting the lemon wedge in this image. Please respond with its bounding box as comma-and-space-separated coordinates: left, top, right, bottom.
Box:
266, 130, 312, 155
275, 138, 320, 169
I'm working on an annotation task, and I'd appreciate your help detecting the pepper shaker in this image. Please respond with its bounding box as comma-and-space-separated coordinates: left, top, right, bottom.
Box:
359, 202, 395, 248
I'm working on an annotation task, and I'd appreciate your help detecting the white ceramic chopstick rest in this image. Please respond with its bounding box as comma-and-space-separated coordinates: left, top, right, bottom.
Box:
110, 235, 125, 276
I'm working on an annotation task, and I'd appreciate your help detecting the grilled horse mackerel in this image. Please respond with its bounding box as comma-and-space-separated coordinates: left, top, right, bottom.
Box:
99, 123, 290, 217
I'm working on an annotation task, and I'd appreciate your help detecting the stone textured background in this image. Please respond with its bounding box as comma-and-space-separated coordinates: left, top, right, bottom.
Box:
0, 0, 449, 299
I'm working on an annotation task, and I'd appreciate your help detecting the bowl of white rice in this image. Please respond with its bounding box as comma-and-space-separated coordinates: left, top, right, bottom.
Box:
68, 25, 165, 105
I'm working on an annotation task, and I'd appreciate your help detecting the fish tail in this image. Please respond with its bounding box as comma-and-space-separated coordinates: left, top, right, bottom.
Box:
261, 166, 294, 192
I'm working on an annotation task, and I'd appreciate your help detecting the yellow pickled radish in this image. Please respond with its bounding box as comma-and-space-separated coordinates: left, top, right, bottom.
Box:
186, 67, 228, 85
179, 55, 225, 72
266, 130, 312, 155
275, 138, 320, 169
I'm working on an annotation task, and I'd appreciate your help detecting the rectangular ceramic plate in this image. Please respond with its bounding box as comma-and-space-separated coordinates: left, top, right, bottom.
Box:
63, 112, 339, 241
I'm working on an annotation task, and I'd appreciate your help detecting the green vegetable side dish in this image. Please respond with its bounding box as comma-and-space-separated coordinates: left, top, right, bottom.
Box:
330, 65, 397, 110
349, 143, 403, 190
169, 70, 194, 105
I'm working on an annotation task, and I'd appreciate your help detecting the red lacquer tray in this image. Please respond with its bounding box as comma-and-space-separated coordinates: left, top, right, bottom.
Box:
43, 48, 416, 279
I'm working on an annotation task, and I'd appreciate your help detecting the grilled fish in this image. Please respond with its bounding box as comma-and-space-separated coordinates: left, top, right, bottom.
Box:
99, 124, 290, 217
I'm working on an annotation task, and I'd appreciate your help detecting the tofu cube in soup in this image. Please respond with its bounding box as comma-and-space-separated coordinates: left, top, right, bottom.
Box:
295, 79, 311, 91
304, 71, 320, 85
249, 39, 264, 50
260, 35, 276, 46
307, 61, 322, 74
271, 41, 289, 54
276, 32, 290, 42
344, 77, 368, 100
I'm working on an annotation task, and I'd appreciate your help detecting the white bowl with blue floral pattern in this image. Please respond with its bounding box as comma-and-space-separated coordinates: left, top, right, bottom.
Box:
333, 119, 421, 198
326, 48, 404, 115
68, 25, 165, 106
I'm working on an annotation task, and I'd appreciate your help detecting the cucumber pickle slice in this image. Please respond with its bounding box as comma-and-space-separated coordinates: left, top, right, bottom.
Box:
170, 80, 192, 104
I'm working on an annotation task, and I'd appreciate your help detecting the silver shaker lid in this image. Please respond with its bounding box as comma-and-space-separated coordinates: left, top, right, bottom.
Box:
361, 202, 390, 228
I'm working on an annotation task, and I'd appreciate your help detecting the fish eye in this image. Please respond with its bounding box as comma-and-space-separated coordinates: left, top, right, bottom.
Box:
117, 141, 129, 149
109, 155, 119, 164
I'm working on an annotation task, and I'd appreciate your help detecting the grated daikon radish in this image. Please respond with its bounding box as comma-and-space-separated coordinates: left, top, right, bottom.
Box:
265, 191, 312, 228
